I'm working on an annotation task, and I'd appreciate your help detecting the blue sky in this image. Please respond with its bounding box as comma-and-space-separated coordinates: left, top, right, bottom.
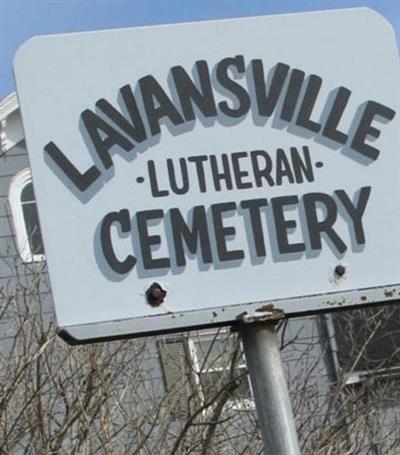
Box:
1, 0, 399, 100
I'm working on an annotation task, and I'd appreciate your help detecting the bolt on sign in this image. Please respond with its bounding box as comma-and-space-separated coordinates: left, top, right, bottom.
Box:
13, 8, 400, 342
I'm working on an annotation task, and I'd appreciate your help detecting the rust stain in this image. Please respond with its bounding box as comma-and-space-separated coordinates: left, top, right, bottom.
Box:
146, 282, 167, 307
256, 303, 275, 313
236, 311, 247, 320
384, 289, 394, 298
326, 298, 346, 306
235, 304, 285, 323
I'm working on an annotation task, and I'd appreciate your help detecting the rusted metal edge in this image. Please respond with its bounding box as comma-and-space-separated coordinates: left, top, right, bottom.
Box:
57, 283, 400, 345
235, 304, 285, 325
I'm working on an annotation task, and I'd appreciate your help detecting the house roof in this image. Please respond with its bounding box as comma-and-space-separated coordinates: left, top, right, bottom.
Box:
0, 92, 19, 122
0, 92, 23, 154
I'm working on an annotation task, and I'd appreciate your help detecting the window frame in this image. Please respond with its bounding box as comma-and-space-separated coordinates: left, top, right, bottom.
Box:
187, 330, 255, 412
8, 168, 45, 263
326, 312, 400, 385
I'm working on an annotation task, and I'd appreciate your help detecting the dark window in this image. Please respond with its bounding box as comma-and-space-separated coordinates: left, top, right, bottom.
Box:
21, 182, 44, 256
333, 306, 400, 372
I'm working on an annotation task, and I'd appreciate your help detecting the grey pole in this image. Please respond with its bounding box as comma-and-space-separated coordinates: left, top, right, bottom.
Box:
239, 320, 301, 455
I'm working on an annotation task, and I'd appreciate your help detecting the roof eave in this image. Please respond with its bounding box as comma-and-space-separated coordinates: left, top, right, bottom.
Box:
0, 92, 19, 122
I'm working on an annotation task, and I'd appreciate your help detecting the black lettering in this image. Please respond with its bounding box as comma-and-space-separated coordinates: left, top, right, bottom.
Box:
335, 186, 371, 245
136, 209, 170, 269
240, 199, 268, 257
171, 61, 217, 121
280, 69, 305, 122
351, 101, 396, 160
188, 155, 208, 193
170, 206, 212, 266
211, 202, 244, 261
210, 154, 233, 191
250, 150, 275, 187
81, 109, 134, 169
252, 61, 289, 117
96, 86, 147, 145
139, 75, 185, 136
100, 209, 136, 274
271, 196, 305, 254
322, 87, 351, 144
167, 158, 189, 195
290, 146, 314, 183
303, 192, 347, 254
231, 152, 252, 189
217, 55, 251, 118
296, 75, 322, 133
44, 141, 101, 192
148, 160, 169, 197
276, 149, 295, 186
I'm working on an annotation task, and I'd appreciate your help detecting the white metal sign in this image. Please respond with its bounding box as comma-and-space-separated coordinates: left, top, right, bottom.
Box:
13, 8, 400, 342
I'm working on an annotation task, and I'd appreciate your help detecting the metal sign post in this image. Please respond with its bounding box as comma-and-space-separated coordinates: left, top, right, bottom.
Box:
237, 309, 301, 455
